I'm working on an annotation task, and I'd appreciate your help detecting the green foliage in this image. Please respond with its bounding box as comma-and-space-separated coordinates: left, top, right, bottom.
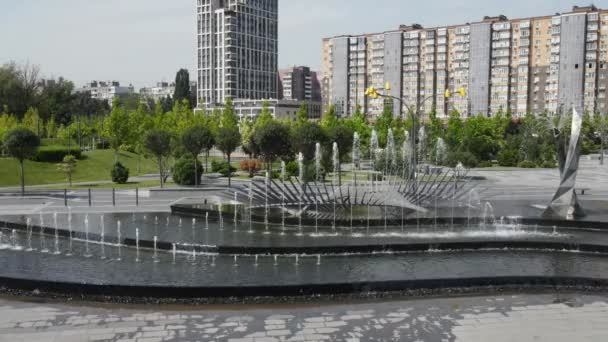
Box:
518, 160, 537, 168
326, 124, 354, 162
220, 98, 239, 129
144, 130, 173, 188
57, 155, 77, 186
172, 155, 202, 186
296, 103, 309, 124
375, 101, 394, 148
211, 160, 236, 177
320, 105, 339, 131
33, 145, 82, 162
173, 69, 193, 107
285, 161, 299, 177
497, 148, 520, 167
111, 162, 130, 184
292, 121, 327, 160
253, 120, 292, 168
3, 128, 40, 161
103, 99, 131, 154
446, 151, 478, 168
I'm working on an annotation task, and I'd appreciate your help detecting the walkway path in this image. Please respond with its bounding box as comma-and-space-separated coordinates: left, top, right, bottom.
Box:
0, 293, 606, 341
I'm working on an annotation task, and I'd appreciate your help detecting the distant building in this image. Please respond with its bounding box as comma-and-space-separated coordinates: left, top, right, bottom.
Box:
322, 5, 608, 119
279, 66, 322, 102
196, 0, 278, 108
139, 82, 175, 102
77, 81, 134, 104
204, 99, 322, 122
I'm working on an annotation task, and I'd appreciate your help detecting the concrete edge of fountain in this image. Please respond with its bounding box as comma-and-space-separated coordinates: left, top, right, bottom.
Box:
1, 276, 608, 303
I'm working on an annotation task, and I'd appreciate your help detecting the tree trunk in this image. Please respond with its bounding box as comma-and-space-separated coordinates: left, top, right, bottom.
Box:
205, 151, 209, 174
227, 154, 231, 187
158, 157, 164, 188
194, 154, 199, 187
19, 159, 25, 196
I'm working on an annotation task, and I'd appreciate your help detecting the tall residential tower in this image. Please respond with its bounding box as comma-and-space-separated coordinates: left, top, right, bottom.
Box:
322, 5, 608, 119
196, 0, 278, 109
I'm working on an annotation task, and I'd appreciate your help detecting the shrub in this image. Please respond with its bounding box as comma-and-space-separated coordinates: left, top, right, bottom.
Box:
478, 160, 493, 168
518, 160, 537, 168
172, 155, 202, 186
540, 160, 557, 169
285, 160, 299, 177
446, 151, 478, 168
211, 160, 236, 177
497, 148, 520, 167
111, 162, 130, 184
240, 159, 262, 178
32, 145, 82, 162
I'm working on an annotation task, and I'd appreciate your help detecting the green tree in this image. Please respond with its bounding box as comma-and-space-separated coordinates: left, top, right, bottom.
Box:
253, 121, 293, 174
445, 110, 464, 150
173, 69, 193, 108
21, 107, 41, 136
296, 103, 309, 124
103, 98, 131, 161
221, 98, 239, 129
57, 155, 77, 186
144, 130, 173, 188
320, 105, 339, 131
3, 128, 40, 194
181, 125, 214, 186
292, 121, 327, 160
215, 126, 241, 187
375, 101, 394, 148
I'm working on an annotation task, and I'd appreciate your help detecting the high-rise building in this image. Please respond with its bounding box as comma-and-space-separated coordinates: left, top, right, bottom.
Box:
322, 5, 608, 119
196, 0, 278, 109
278, 66, 322, 102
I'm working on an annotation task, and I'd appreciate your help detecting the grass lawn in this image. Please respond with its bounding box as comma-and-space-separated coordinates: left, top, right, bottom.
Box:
0, 150, 159, 187
36, 180, 173, 190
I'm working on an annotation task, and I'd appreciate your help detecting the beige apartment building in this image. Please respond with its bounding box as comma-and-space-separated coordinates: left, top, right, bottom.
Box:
322, 5, 608, 120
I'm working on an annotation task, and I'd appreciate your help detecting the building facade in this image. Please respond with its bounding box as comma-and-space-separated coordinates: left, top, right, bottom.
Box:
196, 0, 278, 109
205, 99, 322, 122
322, 5, 608, 119
279, 66, 322, 102
77, 81, 134, 104
139, 82, 176, 102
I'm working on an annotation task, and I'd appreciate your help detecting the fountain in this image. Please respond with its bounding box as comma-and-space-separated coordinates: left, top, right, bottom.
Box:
83, 214, 91, 258
66, 208, 73, 256
315, 142, 322, 182
135, 228, 140, 262
281, 161, 286, 233
116, 221, 122, 261
153, 236, 159, 263
26, 217, 33, 251
172, 243, 176, 264
39, 212, 48, 253
100, 215, 106, 259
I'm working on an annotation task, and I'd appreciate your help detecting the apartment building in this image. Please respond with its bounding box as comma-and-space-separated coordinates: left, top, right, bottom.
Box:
139, 82, 176, 102
76, 81, 134, 105
279, 66, 322, 102
196, 0, 278, 109
322, 5, 608, 119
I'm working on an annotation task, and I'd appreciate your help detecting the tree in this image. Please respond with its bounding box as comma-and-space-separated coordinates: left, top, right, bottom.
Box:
215, 126, 241, 187
21, 107, 42, 136
255, 101, 273, 129
173, 69, 192, 107
221, 97, 239, 128
292, 121, 327, 160
320, 105, 339, 132
57, 155, 77, 186
144, 130, 172, 188
181, 125, 214, 186
296, 103, 309, 124
254, 121, 293, 174
103, 98, 131, 161
3, 128, 40, 195
375, 101, 394, 148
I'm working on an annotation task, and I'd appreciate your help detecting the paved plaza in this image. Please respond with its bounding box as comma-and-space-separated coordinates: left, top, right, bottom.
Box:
0, 293, 607, 342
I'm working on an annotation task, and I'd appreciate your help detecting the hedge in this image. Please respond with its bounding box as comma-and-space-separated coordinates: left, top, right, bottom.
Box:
32, 145, 82, 163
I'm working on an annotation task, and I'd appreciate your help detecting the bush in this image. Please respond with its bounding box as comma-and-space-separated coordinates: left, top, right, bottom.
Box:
478, 161, 493, 168
285, 161, 299, 177
211, 160, 236, 177
497, 148, 520, 167
446, 151, 478, 168
32, 145, 82, 162
172, 155, 202, 186
111, 162, 130, 184
518, 160, 537, 168
240, 159, 262, 178
540, 160, 557, 169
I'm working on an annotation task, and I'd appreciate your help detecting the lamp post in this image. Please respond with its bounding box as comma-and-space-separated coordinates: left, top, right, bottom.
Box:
364, 84, 466, 205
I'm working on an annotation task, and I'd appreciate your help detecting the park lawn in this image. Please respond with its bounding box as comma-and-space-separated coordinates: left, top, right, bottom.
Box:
37, 180, 172, 190
0, 150, 159, 187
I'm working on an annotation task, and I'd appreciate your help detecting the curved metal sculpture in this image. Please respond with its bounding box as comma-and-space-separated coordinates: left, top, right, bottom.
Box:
543, 108, 586, 219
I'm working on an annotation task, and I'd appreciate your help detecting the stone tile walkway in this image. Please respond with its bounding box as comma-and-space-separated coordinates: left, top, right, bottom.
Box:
0, 293, 607, 341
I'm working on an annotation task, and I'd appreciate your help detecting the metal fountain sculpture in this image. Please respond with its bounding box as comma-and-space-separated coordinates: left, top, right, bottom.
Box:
543, 107, 586, 220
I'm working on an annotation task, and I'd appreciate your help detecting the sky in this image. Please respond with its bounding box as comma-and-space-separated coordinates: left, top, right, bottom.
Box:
0, 0, 585, 89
